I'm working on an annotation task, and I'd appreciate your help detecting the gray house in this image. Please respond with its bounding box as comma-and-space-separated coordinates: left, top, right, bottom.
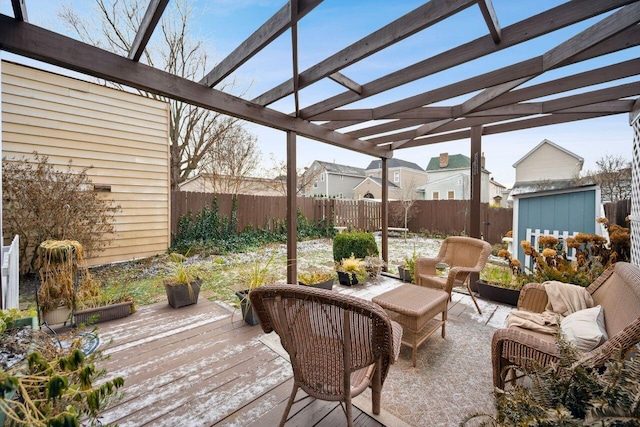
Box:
303, 160, 365, 198
417, 153, 491, 202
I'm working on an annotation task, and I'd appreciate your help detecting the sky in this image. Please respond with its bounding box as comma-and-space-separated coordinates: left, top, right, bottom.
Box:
1, 0, 638, 188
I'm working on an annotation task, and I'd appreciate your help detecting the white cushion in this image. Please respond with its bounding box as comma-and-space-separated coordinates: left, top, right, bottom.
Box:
560, 305, 608, 352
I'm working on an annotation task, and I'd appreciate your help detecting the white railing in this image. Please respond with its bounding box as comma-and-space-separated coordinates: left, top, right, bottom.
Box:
1, 235, 20, 309
523, 228, 578, 273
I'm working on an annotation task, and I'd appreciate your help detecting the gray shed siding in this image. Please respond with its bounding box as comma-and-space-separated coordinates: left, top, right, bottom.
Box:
515, 189, 597, 266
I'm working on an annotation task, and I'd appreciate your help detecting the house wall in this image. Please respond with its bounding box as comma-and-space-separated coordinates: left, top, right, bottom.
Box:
513, 188, 599, 266
353, 180, 402, 200
516, 143, 581, 182
421, 171, 491, 202
325, 173, 362, 198
1, 61, 170, 266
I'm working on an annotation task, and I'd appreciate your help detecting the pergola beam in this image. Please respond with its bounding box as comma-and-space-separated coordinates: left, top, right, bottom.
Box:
10, 0, 27, 22
299, 0, 634, 119
200, 0, 322, 88
128, 0, 169, 61
477, 0, 501, 43
0, 15, 390, 159
328, 72, 362, 94
253, 0, 477, 106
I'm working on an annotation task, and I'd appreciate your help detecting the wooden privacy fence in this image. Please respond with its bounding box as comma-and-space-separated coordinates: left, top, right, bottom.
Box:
603, 199, 631, 227
171, 192, 512, 244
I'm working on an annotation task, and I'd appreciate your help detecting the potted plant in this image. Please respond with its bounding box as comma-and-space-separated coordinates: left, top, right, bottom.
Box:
74, 281, 135, 325
163, 253, 201, 308
36, 240, 86, 325
336, 255, 364, 286
476, 263, 524, 306
298, 269, 335, 290
236, 253, 277, 325
398, 251, 417, 283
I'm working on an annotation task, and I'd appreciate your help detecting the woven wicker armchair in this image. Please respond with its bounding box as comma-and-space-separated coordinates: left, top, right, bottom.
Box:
492, 262, 640, 389
415, 236, 491, 314
250, 284, 402, 427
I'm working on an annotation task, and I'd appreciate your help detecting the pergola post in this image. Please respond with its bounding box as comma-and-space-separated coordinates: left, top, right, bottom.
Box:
381, 157, 388, 271
469, 125, 483, 285
286, 131, 297, 284
630, 100, 640, 266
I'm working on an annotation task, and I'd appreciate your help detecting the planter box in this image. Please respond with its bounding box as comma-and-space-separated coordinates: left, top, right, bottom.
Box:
476, 280, 521, 306
164, 279, 201, 308
337, 271, 358, 286
298, 279, 334, 290
235, 290, 260, 326
74, 301, 134, 325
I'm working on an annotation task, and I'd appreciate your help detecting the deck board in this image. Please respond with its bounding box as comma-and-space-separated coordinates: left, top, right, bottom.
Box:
91, 299, 385, 427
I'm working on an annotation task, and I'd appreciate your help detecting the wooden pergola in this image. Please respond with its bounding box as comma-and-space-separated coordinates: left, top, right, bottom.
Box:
1, 0, 639, 282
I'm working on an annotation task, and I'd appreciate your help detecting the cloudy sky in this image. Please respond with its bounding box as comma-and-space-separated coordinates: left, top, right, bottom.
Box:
2, 0, 637, 187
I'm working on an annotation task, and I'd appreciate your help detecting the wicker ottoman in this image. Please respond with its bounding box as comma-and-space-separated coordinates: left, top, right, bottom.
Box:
373, 284, 449, 367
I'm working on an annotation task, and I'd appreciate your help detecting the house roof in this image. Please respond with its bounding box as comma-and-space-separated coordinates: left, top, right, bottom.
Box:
315, 160, 365, 177
512, 139, 584, 168
510, 179, 596, 197
416, 172, 465, 190
426, 154, 470, 171
365, 158, 424, 171
354, 176, 400, 190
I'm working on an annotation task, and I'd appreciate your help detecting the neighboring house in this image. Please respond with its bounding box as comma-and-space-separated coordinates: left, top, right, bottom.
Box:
353, 177, 402, 200
417, 153, 491, 202
362, 158, 429, 199
179, 173, 283, 196
303, 161, 366, 198
489, 177, 510, 208
1, 61, 170, 266
512, 139, 583, 183
510, 139, 601, 269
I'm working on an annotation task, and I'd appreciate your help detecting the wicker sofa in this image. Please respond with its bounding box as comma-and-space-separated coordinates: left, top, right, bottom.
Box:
491, 262, 640, 389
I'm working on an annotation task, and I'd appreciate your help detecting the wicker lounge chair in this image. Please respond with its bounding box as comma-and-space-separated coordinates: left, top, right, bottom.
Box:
250, 284, 402, 427
415, 236, 491, 314
491, 262, 640, 389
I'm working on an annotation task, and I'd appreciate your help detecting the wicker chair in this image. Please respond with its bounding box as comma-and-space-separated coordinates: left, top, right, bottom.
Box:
491, 262, 640, 389
415, 236, 491, 314
250, 284, 402, 427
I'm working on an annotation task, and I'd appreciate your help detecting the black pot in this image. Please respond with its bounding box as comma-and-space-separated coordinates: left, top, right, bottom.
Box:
298, 279, 334, 290
398, 266, 412, 282
476, 280, 521, 306
164, 278, 201, 308
235, 290, 260, 326
337, 271, 358, 286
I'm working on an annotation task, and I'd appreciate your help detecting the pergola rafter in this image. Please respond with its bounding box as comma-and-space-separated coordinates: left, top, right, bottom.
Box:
1, 0, 639, 279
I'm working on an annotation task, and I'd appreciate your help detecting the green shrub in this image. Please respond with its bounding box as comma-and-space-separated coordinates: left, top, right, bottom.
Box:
333, 232, 378, 262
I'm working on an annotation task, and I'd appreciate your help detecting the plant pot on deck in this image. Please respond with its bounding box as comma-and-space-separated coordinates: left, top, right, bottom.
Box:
337, 271, 358, 286
74, 301, 134, 325
42, 306, 72, 326
235, 290, 260, 326
398, 266, 412, 283
164, 278, 201, 308
476, 280, 521, 306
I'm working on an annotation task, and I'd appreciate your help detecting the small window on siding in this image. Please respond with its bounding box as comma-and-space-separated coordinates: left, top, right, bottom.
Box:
321, 173, 325, 182
340, 174, 344, 180
339, 192, 344, 198
433, 191, 439, 200
448, 191, 455, 199
313, 181, 318, 188
393, 171, 400, 182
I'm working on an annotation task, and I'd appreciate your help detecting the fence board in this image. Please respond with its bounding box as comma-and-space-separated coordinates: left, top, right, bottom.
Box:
603, 199, 631, 227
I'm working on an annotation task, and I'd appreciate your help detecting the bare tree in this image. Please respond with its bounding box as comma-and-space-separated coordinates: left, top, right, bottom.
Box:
399, 177, 419, 238
582, 155, 632, 202
59, 0, 246, 189
263, 155, 322, 196
200, 126, 262, 195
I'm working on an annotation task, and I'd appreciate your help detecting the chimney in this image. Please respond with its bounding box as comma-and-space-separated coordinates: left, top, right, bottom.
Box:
439, 153, 449, 168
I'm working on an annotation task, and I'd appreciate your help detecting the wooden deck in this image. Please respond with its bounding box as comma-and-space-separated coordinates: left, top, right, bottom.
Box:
93, 299, 388, 427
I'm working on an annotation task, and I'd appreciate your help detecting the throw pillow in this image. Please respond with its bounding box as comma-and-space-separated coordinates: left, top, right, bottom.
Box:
560, 305, 608, 352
